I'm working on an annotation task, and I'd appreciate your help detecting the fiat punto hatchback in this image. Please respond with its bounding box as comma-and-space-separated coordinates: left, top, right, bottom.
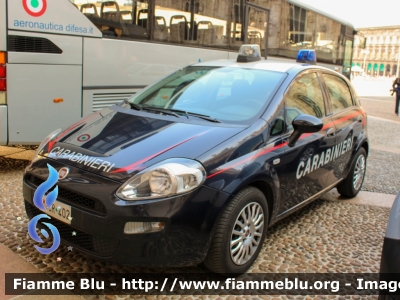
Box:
23, 46, 368, 274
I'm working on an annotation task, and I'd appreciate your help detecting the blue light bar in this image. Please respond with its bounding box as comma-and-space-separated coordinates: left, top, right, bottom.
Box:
296, 49, 317, 65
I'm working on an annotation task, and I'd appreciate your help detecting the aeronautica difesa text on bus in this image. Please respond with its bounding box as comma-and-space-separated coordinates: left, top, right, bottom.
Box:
0, 0, 357, 145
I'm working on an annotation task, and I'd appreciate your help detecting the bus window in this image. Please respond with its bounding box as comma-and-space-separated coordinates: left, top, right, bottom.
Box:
121, 11, 133, 22
137, 8, 148, 28
153, 0, 230, 49
73, 0, 148, 39
153, 16, 168, 41
231, 1, 244, 51
192, 2, 229, 48
153, 1, 190, 43
80, 4, 99, 18
314, 13, 343, 65
246, 6, 268, 55
278, 2, 344, 65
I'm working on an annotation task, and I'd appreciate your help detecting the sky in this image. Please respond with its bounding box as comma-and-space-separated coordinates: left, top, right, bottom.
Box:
296, 0, 400, 28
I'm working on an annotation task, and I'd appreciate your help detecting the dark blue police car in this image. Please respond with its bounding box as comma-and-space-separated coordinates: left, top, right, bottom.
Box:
23, 46, 368, 274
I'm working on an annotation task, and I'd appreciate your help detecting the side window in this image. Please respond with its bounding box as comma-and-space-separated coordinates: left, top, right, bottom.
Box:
323, 74, 354, 113
284, 72, 326, 128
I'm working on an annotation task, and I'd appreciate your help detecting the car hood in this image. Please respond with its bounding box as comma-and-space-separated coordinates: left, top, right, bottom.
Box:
39, 106, 245, 182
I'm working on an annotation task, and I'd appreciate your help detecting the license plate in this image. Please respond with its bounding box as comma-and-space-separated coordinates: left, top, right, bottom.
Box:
40, 200, 72, 225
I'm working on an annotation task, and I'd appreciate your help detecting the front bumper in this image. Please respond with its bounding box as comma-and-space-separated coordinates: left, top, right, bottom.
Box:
23, 159, 230, 267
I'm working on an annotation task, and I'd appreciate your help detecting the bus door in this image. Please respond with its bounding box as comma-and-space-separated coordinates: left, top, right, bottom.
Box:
342, 37, 353, 79
244, 4, 269, 59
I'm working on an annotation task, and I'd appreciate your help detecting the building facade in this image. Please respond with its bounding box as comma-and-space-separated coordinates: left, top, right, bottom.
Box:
353, 25, 400, 77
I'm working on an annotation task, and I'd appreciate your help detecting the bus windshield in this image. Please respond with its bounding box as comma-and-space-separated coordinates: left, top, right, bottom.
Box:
129, 66, 286, 124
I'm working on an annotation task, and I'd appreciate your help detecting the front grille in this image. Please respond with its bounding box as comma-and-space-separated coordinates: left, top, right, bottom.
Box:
25, 175, 107, 216
8, 35, 63, 54
25, 201, 119, 257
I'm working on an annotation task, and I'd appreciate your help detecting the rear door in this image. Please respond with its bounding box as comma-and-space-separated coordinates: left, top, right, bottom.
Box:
320, 72, 364, 183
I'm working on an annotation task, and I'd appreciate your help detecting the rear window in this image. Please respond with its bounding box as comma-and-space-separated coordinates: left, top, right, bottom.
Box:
129, 66, 286, 124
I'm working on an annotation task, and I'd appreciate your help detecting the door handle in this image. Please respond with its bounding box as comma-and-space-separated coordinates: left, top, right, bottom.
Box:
326, 127, 335, 137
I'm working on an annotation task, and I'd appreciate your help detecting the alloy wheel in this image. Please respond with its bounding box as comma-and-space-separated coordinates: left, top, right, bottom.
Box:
353, 154, 366, 191
230, 202, 264, 265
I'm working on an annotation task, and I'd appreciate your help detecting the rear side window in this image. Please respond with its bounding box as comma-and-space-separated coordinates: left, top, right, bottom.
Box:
285, 72, 326, 126
323, 74, 354, 113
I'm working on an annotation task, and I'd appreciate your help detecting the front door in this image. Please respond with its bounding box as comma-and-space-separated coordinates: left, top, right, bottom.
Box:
278, 71, 335, 215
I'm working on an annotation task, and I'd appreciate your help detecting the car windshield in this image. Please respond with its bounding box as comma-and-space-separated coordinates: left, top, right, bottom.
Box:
129, 66, 286, 124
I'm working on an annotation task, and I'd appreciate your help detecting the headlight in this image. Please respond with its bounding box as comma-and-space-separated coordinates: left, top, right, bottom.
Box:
116, 158, 206, 200
34, 128, 62, 157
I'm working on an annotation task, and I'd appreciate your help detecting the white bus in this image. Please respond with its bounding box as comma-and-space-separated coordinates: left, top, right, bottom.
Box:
0, 0, 356, 145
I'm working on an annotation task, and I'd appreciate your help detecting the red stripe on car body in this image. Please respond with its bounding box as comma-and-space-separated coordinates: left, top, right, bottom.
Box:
207, 142, 287, 179
111, 131, 211, 174
47, 112, 100, 152
206, 111, 364, 179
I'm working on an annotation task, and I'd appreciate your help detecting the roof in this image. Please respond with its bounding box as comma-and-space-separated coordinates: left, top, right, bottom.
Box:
195, 59, 298, 72
194, 58, 331, 73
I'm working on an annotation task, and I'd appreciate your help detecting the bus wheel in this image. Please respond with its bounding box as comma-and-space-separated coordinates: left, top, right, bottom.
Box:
204, 186, 268, 274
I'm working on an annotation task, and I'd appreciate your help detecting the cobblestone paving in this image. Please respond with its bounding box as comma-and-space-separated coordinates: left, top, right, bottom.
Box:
0, 157, 387, 299
367, 117, 400, 152
362, 149, 400, 195
360, 98, 400, 123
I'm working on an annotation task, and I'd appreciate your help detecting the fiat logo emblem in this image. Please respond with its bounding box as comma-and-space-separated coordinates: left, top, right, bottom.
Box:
58, 167, 70, 180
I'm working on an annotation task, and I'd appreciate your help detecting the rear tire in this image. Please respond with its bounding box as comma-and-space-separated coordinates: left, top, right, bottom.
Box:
204, 186, 268, 275
337, 147, 367, 198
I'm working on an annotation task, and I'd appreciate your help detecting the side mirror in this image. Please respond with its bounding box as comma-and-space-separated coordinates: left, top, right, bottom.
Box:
288, 114, 323, 147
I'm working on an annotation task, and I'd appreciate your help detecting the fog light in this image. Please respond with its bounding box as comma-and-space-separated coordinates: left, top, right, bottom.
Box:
124, 222, 165, 234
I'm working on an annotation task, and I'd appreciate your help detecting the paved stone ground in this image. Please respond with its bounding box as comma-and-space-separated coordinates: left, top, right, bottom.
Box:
355, 98, 400, 195
367, 116, 400, 152
0, 145, 37, 161
363, 149, 400, 195
0, 157, 387, 300
361, 98, 400, 124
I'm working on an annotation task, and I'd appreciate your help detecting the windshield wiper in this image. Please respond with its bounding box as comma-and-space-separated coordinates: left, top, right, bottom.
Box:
164, 108, 189, 119
189, 114, 221, 123
141, 106, 180, 118
168, 109, 221, 123
123, 100, 142, 111
125, 102, 219, 122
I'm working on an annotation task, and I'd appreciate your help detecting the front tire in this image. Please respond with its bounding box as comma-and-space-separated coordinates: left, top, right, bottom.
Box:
337, 147, 367, 198
204, 186, 268, 274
